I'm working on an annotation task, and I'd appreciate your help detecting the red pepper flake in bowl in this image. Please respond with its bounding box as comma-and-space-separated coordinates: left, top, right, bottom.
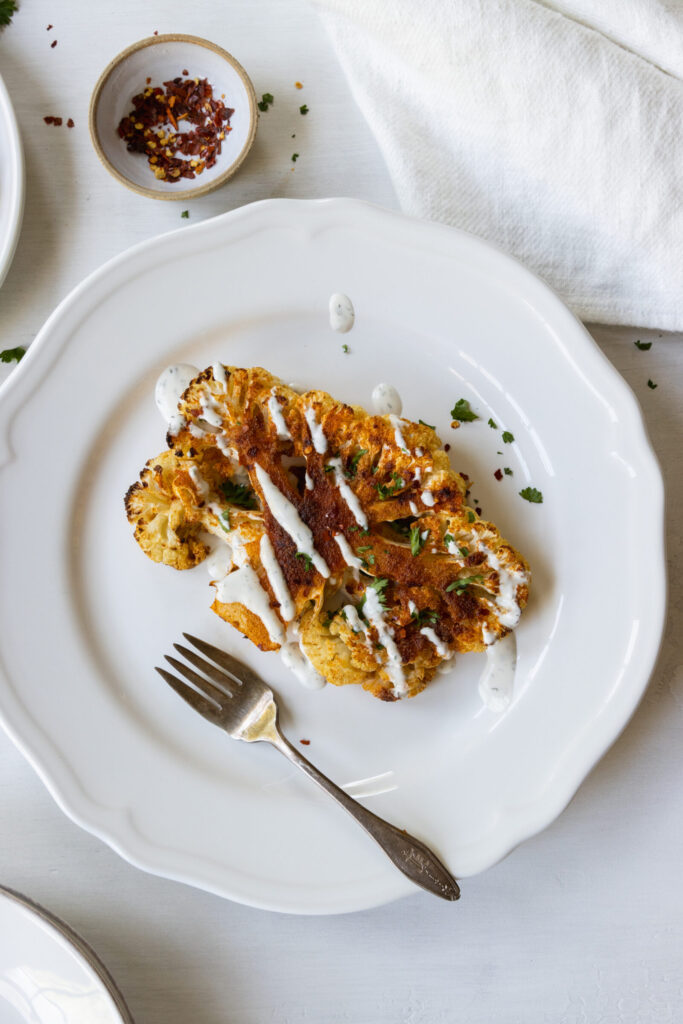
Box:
116, 75, 234, 183
67, 118, 74, 128
43, 115, 63, 126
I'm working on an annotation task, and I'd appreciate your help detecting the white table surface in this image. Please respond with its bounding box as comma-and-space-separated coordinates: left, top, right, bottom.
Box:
1, 2, 681, 1022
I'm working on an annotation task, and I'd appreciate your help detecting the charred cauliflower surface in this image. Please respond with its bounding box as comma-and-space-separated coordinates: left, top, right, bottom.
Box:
125, 365, 530, 701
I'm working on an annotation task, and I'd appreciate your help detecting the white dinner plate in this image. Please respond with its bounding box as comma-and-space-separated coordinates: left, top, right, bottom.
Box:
0, 73, 24, 291
0, 199, 665, 914
0, 886, 133, 1023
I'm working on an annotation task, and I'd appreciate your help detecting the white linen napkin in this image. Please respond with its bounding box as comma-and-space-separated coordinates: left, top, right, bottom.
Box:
314, 0, 683, 329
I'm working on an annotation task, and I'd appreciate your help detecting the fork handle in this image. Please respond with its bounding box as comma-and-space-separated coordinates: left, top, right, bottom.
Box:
269, 732, 460, 902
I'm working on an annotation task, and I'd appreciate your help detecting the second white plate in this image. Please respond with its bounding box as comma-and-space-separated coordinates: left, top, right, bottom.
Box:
0, 199, 665, 913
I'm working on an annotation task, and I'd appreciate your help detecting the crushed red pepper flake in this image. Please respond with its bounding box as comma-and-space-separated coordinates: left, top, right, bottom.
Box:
46, 24, 53, 30
295, 81, 303, 89
299, 739, 310, 745
494, 468, 503, 481
475, 506, 482, 515
43, 115, 63, 126
153, 30, 158, 35
444, 443, 451, 452
116, 74, 234, 183
67, 118, 74, 128
50, 39, 57, 48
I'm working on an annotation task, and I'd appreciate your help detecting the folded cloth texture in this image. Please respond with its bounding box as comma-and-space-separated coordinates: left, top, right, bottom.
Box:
314, 0, 683, 329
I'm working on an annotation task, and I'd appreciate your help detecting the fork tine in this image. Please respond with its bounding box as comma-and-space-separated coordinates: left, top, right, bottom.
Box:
182, 633, 264, 688
155, 667, 222, 723
173, 643, 238, 697
163, 655, 229, 707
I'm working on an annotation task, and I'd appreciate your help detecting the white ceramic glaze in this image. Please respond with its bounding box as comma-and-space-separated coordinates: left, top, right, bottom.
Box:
0, 887, 132, 1023
0, 73, 25, 290
90, 35, 257, 200
0, 199, 666, 914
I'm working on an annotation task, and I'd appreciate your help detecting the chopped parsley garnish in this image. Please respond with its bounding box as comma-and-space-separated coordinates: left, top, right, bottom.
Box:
450, 398, 478, 422
467, 510, 475, 523
369, 577, 389, 604
357, 545, 372, 551
347, 448, 368, 477
459, 546, 469, 557
504, 467, 513, 476
299, 104, 309, 114
647, 379, 658, 390
181, 210, 189, 218
376, 472, 404, 500
362, 553, 376, 566
418, 418, 436, 430
0, 346, 25, 363
409, 524, 426, 556
296, 551, 313, 571
291, 153, 299, 162
519, 486, 543, 503
411, 607, 440, 627
219, 509, 231, 532
0, 0, 17, 27
257, 92, 274, 112
446, 574, 483, 594
487, 417, 497, 428
443, 532, 454, 547
342, 343, 350, 353
219, 479, 258, 509
634, 340, 652, 351
502, 430, 515, 444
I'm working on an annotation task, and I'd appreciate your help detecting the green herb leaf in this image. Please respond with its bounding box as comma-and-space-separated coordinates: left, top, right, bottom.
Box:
291, 153, 299, 162
0, 0, 17, 27
219, 509, 231, 532
181, 210, 189, 219
299, 104, 309, 114
647, 379, 658, 390
467, 510, 475, 523
0, 346, 26, 363
369, 577, 389, 605
220, 479, 258, 509
323, 464, 334, 473
450, 398, 478, 422
411, 607, 440, 627
376, 471, 404, 500
504, 467, 513, 476
347, 448, 368, 477
296, 551, 313, 571
409, 524, 426, 556
443, 532, 454, 547
446, 574, 484, 594
502, 430, 515, 444
342, 343, 350, 354
418, 418, 436, 430
487, 417, 497, 428
459, 546, 469, 557
257, 92, 274, 112
519, 486, 543, 503
634, 339, 652, 350
357, 545, 372, 552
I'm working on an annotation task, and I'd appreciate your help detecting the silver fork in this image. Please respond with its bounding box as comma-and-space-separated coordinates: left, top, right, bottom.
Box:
156, 634, 460, 902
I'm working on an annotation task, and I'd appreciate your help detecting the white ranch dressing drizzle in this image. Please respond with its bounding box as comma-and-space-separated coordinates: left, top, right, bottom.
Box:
408, 599, 417, 616
389, 414, 409, 452
205, 537, 233, 580
154, 363, 199, 422
200, 391, 224, 429
214, 566, 286, 646
372, 383, 402, 416
305, 472, 314, 491
413, 466, 422, 483
188, 422, 207, 439
334, 533, 364, 570
259, 534, 296, 622
420, 627, 451, 659
254, 464, 330, 578
415, 447, 424, 457
188, 465, 210, 498
328, 457, 368, 529
267, 391, 292, 440
328, 293, 355, 333
421, 490, 435, 507
479, 632, 517, 711
409, 501, 418, 516
478, 541, 526, 628
304, 406, 328, 453
363, 587, 408, 698
212, 363, 228, 390
342, 604, 374, 651
216, 433, 237, 458
280, 637, 327, 690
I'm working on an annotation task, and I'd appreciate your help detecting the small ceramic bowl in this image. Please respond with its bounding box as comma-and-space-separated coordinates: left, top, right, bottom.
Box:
89, 34, 257, 201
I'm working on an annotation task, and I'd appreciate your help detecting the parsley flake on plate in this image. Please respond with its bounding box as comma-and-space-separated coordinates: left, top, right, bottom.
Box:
450, 398, 478, 422
502, 430, 515, 444
519, 486, 543, 503
647, 379, 658, 390
0, 346, 26, 363
634, 340, 652, 351
409, 524, 426, 556
0, 0, 17, 28
418, 418, 436, 430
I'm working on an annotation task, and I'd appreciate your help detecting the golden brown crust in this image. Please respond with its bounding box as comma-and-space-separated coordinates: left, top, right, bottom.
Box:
125, 365, 531, 699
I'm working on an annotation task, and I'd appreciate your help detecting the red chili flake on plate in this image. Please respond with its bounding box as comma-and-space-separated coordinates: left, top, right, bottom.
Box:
475, 506, 482, 515
295, 81, 303, 89
46, 24, 53, 30
460, 471, 469, 481
299, 739, 310, 745
444, 443, 450, 452
182, 69, 189, 76
43, 116, 62, 126
494, 468, 503, 481
153, 30, 158, 35
116, 74, 234, 183
67, 118, 74, 128
145, 76, 151, 85
43, 116, 54, 124
50, 39, 57, 48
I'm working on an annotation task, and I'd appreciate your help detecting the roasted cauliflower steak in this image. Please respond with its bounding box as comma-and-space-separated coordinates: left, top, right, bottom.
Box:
125, 364, 530, 701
